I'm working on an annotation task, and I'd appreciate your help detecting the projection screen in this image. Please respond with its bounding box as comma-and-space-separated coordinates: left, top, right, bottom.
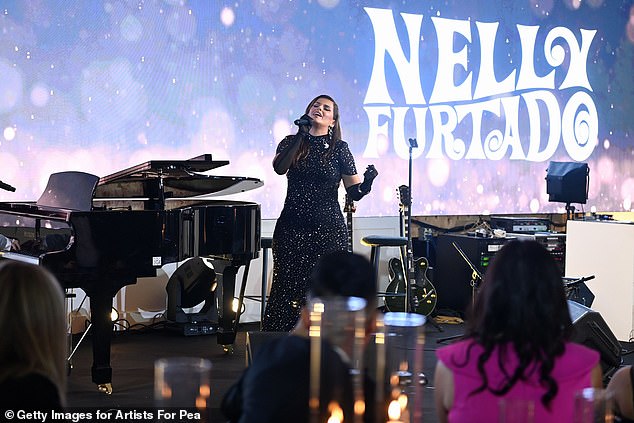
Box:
1, 0, 633, 218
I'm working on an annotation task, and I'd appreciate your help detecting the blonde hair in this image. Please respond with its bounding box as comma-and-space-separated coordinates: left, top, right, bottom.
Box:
0, 261, 66, 404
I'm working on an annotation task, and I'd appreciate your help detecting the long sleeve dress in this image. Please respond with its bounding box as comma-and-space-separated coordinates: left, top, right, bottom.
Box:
262, 134, 357, 331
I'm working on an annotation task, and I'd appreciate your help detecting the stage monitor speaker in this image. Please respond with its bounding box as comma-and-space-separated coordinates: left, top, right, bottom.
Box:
568, 300, 622, 378
546, 161, 589, 204
566, 282, 595, 307
245, 331, 288, 366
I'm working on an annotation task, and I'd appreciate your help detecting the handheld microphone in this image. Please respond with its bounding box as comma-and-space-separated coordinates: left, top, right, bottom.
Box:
0, 180, 15, 192
294, 115, 312, 127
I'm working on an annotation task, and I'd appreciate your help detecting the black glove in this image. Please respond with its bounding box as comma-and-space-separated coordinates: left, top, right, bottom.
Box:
346, 165, 378, 201
359, 164, 378, 194
273, 115, 312, 174
294, 114, 312, 134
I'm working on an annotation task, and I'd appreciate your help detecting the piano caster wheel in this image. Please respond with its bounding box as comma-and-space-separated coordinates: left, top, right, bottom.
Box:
97, 383, 113, 395
222, 344, 234, 354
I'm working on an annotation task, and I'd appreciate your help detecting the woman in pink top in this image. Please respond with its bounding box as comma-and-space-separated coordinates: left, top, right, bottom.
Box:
434, 240, 602, 423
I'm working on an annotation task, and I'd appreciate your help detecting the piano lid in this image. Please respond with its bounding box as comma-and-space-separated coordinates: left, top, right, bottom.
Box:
98, 154, 229, 184
94, 154, 263, 200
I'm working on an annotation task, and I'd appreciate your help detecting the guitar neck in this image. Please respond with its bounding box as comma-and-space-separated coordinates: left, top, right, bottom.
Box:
345, 195, 354, 252
399, 204, 415, 275
347, 211, 353, 252
400, 205, 413, 248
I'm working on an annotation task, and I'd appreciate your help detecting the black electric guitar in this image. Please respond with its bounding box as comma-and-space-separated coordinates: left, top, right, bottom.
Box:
384, 186, 437, 316
344, 194, 355, 252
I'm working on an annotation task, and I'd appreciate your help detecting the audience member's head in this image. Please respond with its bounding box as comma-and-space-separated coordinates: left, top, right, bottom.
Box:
466, 238, 571, 342
0, 261, 67, 405
296, 249, 377, 341
308, 250, 376, 304
464, 239, 572, 407
222, 251, 376, 423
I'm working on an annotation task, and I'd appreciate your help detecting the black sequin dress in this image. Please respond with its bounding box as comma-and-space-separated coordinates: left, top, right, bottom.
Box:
262, 134, 357, 331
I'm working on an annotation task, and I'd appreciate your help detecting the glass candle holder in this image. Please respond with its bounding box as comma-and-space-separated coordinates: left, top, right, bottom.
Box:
378, 312, 426, 423
573, 387, 614, 423
308, 296, 368, 423
154, 356, 212, 413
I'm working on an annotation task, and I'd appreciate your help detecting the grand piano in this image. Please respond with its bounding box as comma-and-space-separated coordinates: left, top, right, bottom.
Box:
0, 154, 262, 393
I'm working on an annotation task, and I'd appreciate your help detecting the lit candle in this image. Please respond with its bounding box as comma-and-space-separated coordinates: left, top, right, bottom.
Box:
327, 401, 343, 423
387, 399, 404, 423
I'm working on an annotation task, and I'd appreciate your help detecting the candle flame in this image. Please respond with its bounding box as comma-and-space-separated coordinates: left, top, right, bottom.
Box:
354, 399, 366, 415
388, 399, 401, 420
327, 401, 343, 423
199, 384, 210, 398
161, 385, 172, 399
195, 395, 207, 409
398, 393, 408, 409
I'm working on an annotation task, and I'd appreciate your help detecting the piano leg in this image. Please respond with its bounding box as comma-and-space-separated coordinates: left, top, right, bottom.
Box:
213, 260, 251, 349
89, 290, 114, 394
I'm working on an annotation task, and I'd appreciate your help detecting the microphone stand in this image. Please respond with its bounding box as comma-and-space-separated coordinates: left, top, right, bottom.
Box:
563, 275, 595, 288
403, 139, 443, 332
404, 138, 417, 313
563, 275, 595, 306
436, 241, 483, 344
452, 241, 483, 310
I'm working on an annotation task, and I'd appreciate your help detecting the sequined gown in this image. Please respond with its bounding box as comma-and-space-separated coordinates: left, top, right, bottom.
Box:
262, 134, 357, 331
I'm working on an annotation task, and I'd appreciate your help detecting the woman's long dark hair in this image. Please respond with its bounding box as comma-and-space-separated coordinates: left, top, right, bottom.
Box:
292, 94, 341, 166
460, 239, 572, 408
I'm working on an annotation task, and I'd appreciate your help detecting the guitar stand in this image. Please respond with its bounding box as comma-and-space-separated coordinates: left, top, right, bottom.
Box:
435, 271, 479, 344
426, 311, 443, 332
436, 241, 482, 344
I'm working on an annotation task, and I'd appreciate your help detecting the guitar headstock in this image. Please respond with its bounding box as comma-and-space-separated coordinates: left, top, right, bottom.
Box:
397, 185, 411, 209
344, 194, 356, 214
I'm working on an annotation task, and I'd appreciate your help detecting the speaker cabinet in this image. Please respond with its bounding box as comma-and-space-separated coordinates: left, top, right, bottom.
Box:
568, 300, 622, 378
546, 161, 589, 204
435, 233, 509, 315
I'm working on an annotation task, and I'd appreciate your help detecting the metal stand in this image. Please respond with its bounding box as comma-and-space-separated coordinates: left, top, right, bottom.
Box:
66, 291, 90, 371
566, 203, 576, 221
403, 138, 417, 313
404, 139, 442, 332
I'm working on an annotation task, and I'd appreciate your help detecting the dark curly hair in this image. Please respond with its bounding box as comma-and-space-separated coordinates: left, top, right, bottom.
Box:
459, 239, 572, 408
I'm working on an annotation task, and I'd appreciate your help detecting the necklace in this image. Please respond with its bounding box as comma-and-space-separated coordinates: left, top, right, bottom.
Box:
308, 133, 330, 149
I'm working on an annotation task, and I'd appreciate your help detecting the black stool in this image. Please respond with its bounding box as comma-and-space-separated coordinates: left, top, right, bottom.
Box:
244, 237, 273, 330
361, 235, 409, 310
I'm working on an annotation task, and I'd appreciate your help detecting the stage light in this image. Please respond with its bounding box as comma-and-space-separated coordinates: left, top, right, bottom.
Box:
166, 257, 217, 324
546, 161, 589, 219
